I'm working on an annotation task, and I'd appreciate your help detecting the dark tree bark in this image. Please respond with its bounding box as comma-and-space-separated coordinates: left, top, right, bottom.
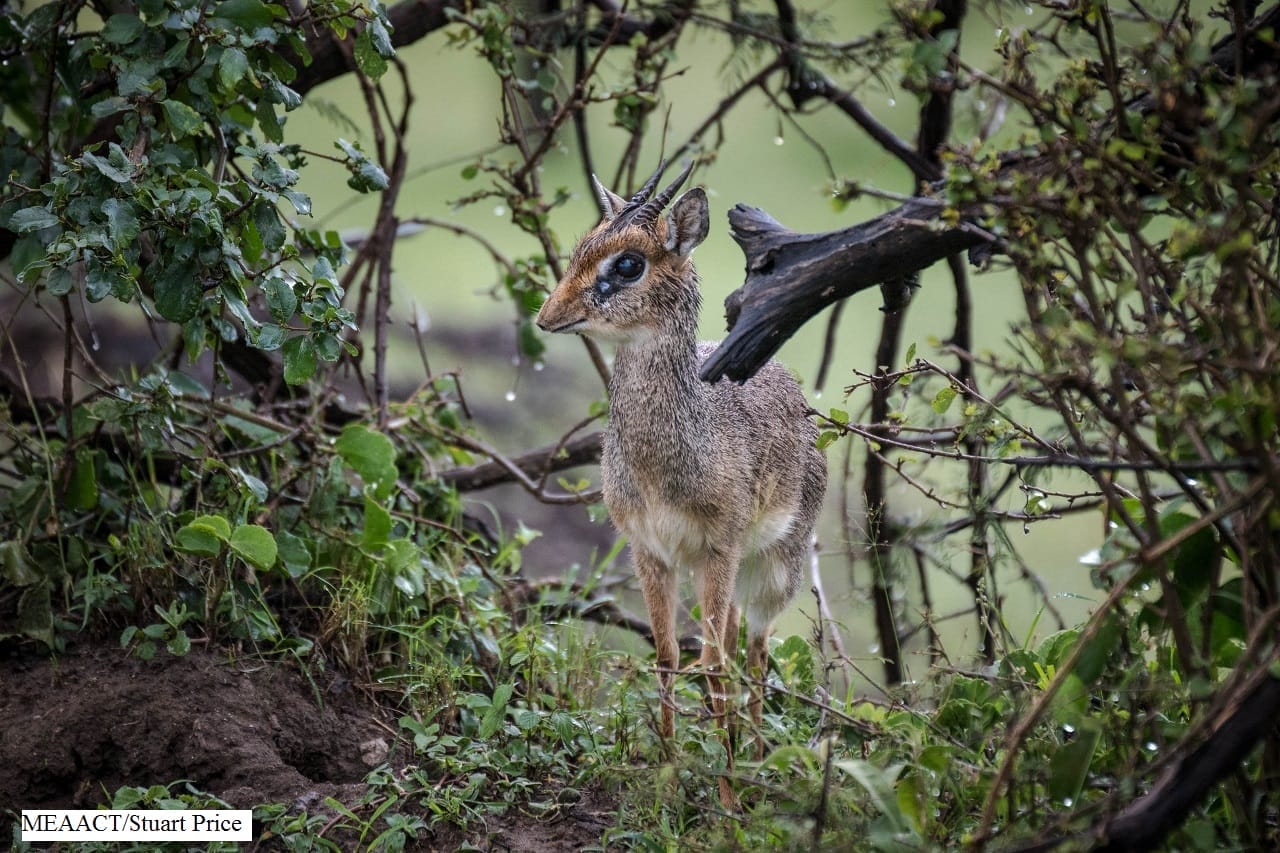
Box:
700, 198, 982, 383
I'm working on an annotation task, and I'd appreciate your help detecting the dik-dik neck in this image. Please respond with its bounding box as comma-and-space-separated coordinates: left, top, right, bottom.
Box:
609, 316, 714, 464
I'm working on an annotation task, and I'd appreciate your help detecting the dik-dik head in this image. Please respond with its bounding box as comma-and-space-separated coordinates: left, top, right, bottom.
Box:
536, 161, 709, 343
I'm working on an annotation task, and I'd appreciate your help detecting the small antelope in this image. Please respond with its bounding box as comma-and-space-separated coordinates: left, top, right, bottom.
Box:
536, 161, 826, 808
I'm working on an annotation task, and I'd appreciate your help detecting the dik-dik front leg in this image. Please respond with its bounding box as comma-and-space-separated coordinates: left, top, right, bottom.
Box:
634, 548, 678, 738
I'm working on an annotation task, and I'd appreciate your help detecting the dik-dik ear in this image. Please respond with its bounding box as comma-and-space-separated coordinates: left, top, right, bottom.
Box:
591, 174, 627, 220
665, 187, 709, 257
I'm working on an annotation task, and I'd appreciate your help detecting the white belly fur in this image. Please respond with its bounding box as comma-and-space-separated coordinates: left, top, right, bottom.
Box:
625, 503, 796, 570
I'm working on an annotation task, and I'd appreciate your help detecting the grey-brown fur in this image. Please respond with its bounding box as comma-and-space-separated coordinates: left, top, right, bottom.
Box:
536, 162, 827, 808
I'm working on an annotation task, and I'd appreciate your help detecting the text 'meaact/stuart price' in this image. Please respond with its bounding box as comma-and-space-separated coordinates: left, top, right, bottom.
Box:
21, 809, 253, 841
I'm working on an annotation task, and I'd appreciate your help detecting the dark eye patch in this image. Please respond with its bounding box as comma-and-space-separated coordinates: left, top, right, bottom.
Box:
594, 252, 645, 299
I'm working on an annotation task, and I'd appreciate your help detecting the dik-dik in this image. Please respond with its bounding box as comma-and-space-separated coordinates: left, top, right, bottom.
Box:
536, 161, 826, 806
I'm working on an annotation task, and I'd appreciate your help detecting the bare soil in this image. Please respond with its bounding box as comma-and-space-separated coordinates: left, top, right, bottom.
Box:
0, 643, 616, 850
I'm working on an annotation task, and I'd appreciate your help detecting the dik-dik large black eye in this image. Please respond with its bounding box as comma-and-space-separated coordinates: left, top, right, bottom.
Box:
611, 253, 645, 281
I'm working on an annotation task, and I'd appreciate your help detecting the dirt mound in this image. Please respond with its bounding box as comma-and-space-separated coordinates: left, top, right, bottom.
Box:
0, 643, 618, 850
0, 644, 384, 814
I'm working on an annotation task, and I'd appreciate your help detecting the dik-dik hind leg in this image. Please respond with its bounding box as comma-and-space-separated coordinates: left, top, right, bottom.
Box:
698, 552, 740, 810
634, 549, 678, 739
746, 628, 771, 760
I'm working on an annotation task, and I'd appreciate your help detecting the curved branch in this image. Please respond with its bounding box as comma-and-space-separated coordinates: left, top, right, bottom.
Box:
700, 198, 981, 383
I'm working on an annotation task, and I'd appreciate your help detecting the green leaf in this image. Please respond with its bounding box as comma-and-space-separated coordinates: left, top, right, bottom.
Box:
102, 198, 140, 246
153, 265, 202, 322
354, 29, 389, 80
90, 96, 133, 120
82, 149, 134, 183
931, 386, 957, 414
161, 99, 204, 138
335, 424, 397, 490
167, 631, 192, 656
256, 98, 282, 143
67, 450, 99, 511
189, 514, 232, 540
18, 584, 54, 645
254, 200, 286, 252
10, 236, 47, 283
174, 526, 223, 557
282, 335, 317, 384
362, 495, 392, 548
275, 530, 311, 577
1074, 613, 1121, 684
479, 683, 513, 739
815, 430, 839, 450
229, 524, 278, 570
834, 760, 912, 837
9, 206, 59, 233
262, 275, 298, 322
218, 47, 251, 90
1161, 510, 1219, 605
254, 323, 285, 351
214, 0, 277, 30
45, 267, 73, 297
367, 17, 394, 57
1050, 672, 1089, 725
282, 190, 311, 215
101, 14, 144, 45
0, 542, 40, 586
1048, 721, 1101, 805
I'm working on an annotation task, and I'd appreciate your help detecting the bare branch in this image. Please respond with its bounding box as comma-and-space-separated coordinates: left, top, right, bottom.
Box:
441, 430, 603, 502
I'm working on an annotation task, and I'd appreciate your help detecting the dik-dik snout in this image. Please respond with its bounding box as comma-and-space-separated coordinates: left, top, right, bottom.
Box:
535, 161, 708, 344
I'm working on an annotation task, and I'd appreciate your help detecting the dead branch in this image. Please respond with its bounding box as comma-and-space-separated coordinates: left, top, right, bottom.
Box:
439, 430, 603, 495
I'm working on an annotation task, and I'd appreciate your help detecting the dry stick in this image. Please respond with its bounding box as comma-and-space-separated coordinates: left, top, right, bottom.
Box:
535, 413, 604, 493
910, 546, 944, 666
813, 298, 845, 395
373, 220, 394, 426
809, 544, 848, 662
970, 474, 1268, 849
440, 429, 603, 493
372, 63, 414, 425
444, 429, 601, 505
59, 294, 74, 446
668, 56, 787, 165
